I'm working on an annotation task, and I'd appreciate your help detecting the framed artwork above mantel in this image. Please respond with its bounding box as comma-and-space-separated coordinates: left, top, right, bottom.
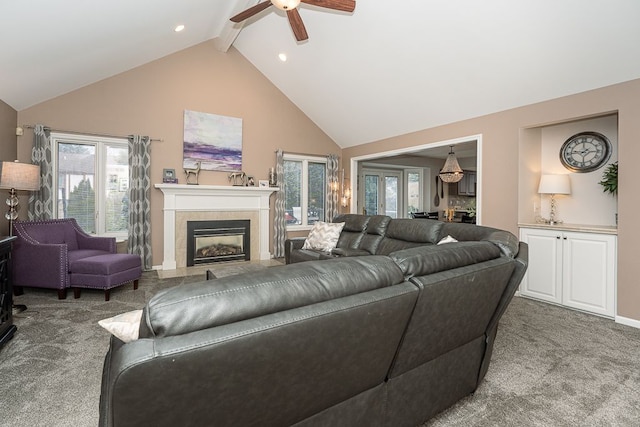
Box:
183, 110, 243, 172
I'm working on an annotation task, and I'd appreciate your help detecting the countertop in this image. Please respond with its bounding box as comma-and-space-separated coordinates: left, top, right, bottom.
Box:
518, 222, 617, 235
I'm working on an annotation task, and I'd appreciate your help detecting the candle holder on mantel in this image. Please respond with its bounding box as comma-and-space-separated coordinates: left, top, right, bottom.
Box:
268, 167, 278, 187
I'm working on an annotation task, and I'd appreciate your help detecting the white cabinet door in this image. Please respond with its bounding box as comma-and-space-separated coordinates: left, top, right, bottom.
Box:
519, 227, 616, 318
519, 228, 563, 304
562, 232, 616, 317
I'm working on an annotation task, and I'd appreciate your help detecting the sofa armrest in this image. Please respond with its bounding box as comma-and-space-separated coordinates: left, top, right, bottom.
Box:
74, 227, 116, 253
331, 248, 372, 257
284, 237, 307, 264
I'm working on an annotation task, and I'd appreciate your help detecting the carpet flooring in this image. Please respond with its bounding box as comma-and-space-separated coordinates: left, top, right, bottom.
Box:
1, 263, 639, 427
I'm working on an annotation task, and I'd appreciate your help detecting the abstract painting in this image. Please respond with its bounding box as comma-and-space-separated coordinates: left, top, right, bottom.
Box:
183, 110, 243, 172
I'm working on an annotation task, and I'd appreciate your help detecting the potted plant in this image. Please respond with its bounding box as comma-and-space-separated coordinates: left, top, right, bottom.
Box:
598, 162, 618, 195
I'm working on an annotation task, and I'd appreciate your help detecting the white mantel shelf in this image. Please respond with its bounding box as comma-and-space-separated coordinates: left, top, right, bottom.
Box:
155, 184, 278, 270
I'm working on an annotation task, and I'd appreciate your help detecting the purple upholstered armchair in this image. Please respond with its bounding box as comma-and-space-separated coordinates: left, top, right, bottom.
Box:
12, 218, 116, 299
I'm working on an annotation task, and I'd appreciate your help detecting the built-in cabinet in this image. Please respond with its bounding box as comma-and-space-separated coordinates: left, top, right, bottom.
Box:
519, 226, 616, 318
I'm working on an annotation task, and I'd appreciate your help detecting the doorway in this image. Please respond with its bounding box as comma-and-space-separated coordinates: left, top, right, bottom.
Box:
349, 135, 482, 223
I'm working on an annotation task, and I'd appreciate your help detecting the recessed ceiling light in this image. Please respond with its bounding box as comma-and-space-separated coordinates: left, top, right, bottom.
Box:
174, 24, 185, 32
278, 53, 287, 62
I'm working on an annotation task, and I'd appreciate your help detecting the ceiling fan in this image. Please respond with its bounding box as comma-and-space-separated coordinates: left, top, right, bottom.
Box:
230, 0, 356, 42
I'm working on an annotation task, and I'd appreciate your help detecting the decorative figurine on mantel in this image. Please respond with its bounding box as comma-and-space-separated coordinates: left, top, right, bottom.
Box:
268, 167, 277, 187
184, 161, 200, 185
228, 171, 247, 186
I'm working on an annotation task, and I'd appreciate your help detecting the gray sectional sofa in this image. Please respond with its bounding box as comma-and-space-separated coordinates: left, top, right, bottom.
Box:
99, 214, 527, 427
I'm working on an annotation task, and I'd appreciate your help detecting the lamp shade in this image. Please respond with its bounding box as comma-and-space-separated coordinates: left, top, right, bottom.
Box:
538, 174, 571, 195
0, 161, 40, 191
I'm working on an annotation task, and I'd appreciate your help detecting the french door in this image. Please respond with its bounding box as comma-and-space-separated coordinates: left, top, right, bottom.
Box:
361, 169, 403, 218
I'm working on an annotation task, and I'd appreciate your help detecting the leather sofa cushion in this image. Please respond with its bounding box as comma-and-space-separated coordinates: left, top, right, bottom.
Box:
358, 215, 391, 254
439, 223, 520, 258
389, 241, 501, 278
139, 255, 405, 338
375, 219, 443, 255
332, 214, 370, 249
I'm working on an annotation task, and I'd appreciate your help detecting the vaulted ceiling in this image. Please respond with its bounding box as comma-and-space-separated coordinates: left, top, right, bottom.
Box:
2, 1, 639, 148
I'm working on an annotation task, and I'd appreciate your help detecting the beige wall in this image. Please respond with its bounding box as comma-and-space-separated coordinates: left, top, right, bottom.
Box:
343, 78, 640, 323
11, 38, 640, 323
17, 41, 341, 266
0, 100, 18, 236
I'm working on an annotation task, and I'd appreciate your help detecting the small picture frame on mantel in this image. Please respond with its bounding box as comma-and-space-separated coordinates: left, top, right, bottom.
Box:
258, 180, 269, 188
163, 168, 178, 184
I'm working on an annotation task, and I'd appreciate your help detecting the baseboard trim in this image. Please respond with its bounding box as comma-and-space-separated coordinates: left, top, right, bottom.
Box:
615, 315, 640, 329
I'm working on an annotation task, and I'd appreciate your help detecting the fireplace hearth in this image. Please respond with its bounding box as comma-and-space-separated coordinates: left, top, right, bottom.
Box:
187, 220, 250, 266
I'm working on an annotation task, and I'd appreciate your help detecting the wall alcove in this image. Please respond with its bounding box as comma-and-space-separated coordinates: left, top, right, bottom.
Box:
518, 113, 618, 227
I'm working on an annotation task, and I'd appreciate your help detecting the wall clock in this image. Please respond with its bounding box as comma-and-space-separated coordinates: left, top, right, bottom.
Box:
559, 131, 612, 173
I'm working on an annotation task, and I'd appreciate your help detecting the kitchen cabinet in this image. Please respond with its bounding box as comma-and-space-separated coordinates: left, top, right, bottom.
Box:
519, 226, 616, 318
449, 171, 476, 196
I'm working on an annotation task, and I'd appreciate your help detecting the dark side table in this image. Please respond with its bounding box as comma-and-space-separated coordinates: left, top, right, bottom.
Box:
0, 236, 17, 349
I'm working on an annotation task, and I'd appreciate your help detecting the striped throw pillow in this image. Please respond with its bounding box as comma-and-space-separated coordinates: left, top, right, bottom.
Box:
302, 221, 346, 252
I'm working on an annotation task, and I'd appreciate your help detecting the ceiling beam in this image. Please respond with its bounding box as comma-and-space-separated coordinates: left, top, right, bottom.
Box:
214, 0, 262, 52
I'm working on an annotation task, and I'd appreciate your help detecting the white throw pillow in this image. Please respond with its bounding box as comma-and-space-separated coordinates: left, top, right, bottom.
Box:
437, 235, 459, 245
98, 309, 143, 343
302, 221, 346, 252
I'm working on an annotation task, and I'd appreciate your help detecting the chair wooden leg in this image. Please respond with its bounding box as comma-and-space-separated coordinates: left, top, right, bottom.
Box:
58, 289, 67, 300
133, 279, 139, 290
104, 290, 110, 302
73, 288, 81, 299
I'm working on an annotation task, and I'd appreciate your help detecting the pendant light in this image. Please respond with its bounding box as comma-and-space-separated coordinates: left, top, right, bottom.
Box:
439, 146, 464, 183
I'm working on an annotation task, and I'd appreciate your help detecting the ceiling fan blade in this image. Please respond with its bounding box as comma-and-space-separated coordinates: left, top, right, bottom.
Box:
230, 1, 273, 23
301, 0, 356, 12
287, 9, 309, 41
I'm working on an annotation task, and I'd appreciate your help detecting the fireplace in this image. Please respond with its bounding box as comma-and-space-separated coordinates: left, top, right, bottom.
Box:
187, 220, 250, 266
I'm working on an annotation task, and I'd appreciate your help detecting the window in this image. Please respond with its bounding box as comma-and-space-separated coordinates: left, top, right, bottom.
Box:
51, 133, 129, 238
283, 154, 327, 228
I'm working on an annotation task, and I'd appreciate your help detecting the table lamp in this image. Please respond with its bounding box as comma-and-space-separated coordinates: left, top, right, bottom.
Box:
0, 161, 40, 235
538, 174, 571, 225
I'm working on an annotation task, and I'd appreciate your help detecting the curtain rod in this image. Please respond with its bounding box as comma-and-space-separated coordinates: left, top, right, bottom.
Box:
22, 125, 163, 142
276, 150, 336, 157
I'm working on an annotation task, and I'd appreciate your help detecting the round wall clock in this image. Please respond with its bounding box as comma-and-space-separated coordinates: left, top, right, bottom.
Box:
559, 131, 612, 173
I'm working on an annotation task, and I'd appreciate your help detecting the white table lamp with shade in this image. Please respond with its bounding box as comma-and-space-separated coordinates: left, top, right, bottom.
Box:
538, 174, 571, 225
0, 160, 40, 236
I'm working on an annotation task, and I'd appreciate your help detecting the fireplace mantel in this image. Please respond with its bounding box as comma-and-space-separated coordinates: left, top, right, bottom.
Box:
155, 184, 277, 270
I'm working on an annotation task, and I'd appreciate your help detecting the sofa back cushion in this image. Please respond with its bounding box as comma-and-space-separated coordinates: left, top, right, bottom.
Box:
333, 214, 370, 249
20, 220, 79, 250
139, 255, 406, 338
375, 218, 443, 255
439, 223, 520, 258
358, 215, 391, 254
389, 241, 501, 278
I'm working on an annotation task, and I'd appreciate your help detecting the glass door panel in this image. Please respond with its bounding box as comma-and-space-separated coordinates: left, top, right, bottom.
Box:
385, 176, 399, 218
364, 174, 379, 215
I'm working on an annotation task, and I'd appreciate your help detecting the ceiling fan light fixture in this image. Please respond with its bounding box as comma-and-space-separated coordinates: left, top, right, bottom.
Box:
271, 0, 301, 11
439, 146, 464, 183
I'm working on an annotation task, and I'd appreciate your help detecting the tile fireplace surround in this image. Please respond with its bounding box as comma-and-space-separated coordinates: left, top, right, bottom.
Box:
155, 184, 277, 270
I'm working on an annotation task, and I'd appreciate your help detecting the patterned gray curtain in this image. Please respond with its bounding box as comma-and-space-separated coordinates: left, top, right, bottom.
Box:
326, 154, 339, 221
28, 124, 54, 220
127, 135, 152, 270
273, 149, 286, 259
